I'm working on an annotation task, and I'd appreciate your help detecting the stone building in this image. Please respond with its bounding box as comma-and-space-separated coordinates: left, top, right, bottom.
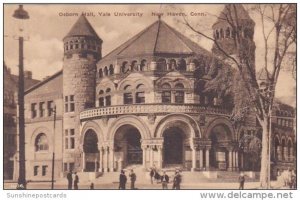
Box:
18, 5, 295, 181
3, 62, 39, 180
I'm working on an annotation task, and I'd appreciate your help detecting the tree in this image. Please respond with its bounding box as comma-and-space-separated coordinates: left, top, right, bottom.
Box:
183, 4, 296, 188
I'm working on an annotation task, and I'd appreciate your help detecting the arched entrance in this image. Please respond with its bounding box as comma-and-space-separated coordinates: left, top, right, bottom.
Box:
114, 125, 143, 168
209, 124, 232, 170
83, 129, 99, 172
163, 127, 184, 166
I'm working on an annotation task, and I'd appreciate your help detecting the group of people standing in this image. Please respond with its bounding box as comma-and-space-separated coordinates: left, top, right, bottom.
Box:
66, 171, 79, 190
119, 169, 136, 189
150, 167, 182, 189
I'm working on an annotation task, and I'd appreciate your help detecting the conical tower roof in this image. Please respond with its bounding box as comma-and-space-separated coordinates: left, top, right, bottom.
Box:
100, 19, 211, 62
213, 4, 254, 28
64, 15, 102, 41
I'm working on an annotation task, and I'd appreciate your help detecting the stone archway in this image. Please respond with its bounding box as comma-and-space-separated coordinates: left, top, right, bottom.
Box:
163, 127, 184, 165
114, 125, 143, 169
209, 124, 233, 171
83, 129, 99, 172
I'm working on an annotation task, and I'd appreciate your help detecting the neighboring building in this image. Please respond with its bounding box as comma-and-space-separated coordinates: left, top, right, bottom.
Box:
3, 62, 40, 180
19, 5, 295, 181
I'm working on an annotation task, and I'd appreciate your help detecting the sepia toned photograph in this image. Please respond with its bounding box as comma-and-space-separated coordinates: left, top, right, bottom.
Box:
3, 3, 296, 191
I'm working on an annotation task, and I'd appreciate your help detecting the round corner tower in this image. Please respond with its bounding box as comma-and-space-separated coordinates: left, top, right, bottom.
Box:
62, 15, 102, 171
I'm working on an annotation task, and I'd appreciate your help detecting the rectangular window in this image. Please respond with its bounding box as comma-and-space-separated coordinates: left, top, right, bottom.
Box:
70, 95, 75, 112
69, 163, 75, 171
105, 96, 111, 106
47, 101, 54, 116
64, 163, 68, 172
42, 165, 48, 176
162, 91, 171, 103
64, 129, 69, 149
31, 103, 37, 118
70, 129, 75, 149
39, 102, 45, 117
34, 166, 39, 176
65, 96, 69, 112
99, 97, 104, 107
136, 92, 145, 104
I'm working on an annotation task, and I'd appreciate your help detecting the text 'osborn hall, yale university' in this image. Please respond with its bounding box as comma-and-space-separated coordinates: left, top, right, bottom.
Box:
4, 5, 295, 181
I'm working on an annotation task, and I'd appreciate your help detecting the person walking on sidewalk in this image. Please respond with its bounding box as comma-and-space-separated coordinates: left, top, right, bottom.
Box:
67, 170, 73, 190
119, 170, 127, 189
74, 172, 79, 190
161, 171, 169, 189
238, 172, 245, 189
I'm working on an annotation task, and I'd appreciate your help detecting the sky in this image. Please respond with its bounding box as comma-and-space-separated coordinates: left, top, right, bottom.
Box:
3, 4, 296, 106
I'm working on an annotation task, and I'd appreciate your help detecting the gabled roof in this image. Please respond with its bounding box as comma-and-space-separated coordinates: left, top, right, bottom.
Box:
64, 15, 102, 41
100, 19, 211, 62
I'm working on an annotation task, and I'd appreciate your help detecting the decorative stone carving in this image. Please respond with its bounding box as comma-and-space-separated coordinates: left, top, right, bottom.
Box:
147, 113, 156, 124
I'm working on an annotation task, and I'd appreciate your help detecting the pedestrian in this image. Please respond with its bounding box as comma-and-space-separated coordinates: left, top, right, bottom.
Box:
238, 172, 245, 189
67, 170, 73, 190
150, 168, 155, 184
154, 170, 161, 183
129, 169, 137, 189
90, 182, 94, 189
119, 170, 127, 189
172, 170, 181, 190
161, 171, 169, 189
74, 172, 79, 190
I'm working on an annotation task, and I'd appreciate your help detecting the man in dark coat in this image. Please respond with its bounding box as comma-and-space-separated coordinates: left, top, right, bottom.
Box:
129, 169, 137, 189
119, 170, 127, 189
172, 171, 181, 190
150, 168, 155, 184
161, 171, 169, 189
67, 170, 73, 189
238, 173, 245, 189
74, 172, 79, 190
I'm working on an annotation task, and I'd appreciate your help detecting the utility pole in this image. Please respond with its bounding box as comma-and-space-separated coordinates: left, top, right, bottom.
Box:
13, 5, 29, 190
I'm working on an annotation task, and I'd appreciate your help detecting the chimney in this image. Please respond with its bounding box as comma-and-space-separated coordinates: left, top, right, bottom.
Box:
24, 70, 32, 79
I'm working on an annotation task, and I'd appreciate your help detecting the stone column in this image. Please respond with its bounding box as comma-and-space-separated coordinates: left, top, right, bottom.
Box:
240, 152, 244, 170
228, 150, 232, 171
109, 145, 114, 172
149, 146, 154, 167
205, 148, 210, 170
142, 146, 146, 168
233, 151, 236, 170
82, 152, 86, 172
104, 147, 109, 172
98, 147, 103, 172
191, 148, 196, 171
158, 146, 162, 169
235, 151, 239, 171
199, 148, 204, 170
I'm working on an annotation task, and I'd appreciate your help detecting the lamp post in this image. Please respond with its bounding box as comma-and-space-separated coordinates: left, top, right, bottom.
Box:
13, 5, 29, 190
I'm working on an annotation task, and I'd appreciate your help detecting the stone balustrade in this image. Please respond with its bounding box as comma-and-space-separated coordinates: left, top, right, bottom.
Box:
80, 104, 231, 120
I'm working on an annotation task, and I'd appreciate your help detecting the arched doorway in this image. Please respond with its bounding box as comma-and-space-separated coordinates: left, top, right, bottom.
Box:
83, 129, 99, 172
163, 127, 184, 166
114, 125, 143, 168
209, 124, 232, 170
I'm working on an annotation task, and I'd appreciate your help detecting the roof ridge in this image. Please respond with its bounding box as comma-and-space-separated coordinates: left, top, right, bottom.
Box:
100, 20, 159, 61
153, 19, 161, 53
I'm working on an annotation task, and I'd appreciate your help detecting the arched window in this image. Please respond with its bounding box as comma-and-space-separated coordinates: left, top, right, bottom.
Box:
177, 59, 186, 71
282, 138, 286, 161
121, 61, 129, 74
140, 59, 147, 71
123, 85, 133, 104
161, 83, 171, 103
215, 30, 220, 39
170, 59, 177, 70
220, 28, 224, 38
136, 84, 145, 104
225, 27, 230, 38
104, 66, 108, 76
35, 133, 49, 151
131, 60, 138, 71
99, 68, 103, 78
157, 58, 167, 71
175, 83, 185, 104
288, 139, 292, 161
274, 136, 280, 160
109, 65, 114, 75
105, 88, 111, 106
99, 90, 104, 107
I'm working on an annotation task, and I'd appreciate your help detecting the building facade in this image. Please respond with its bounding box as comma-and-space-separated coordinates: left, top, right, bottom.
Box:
19, 5, 295, 181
